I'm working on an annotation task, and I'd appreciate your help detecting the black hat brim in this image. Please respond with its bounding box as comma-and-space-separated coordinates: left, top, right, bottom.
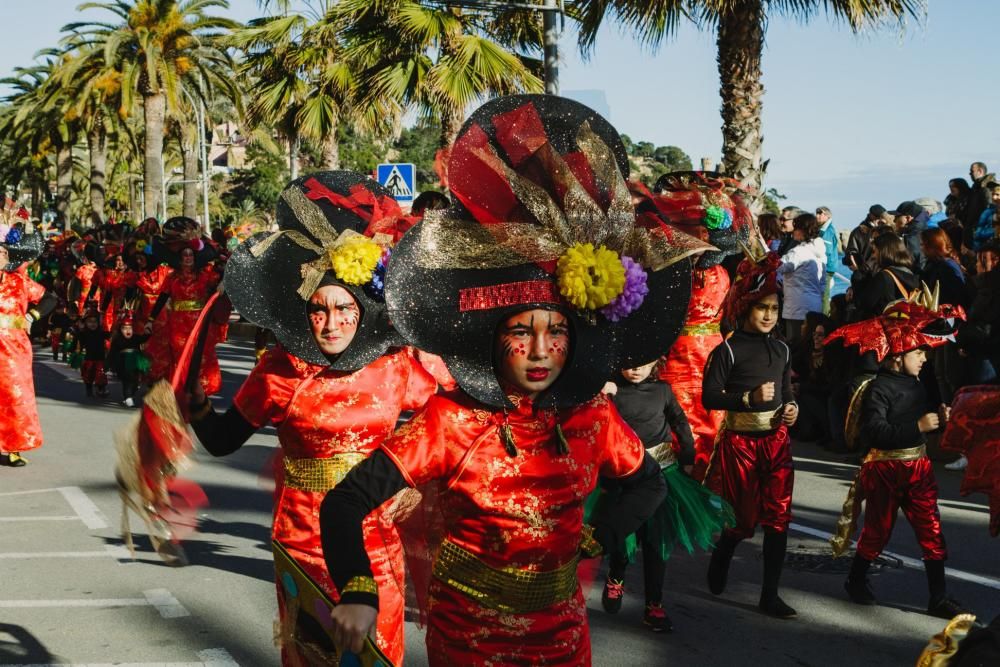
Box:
3, 233, 43, 271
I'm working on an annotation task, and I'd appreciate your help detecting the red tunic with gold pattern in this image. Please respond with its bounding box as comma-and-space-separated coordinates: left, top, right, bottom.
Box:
234, 346, 436, 666
382, 391, 645, 666
94, 267, 129, 333
660, 264, 729, 472
129, 264, 172, 327
73, 263, 98, 316
0, 269, 47, 452
149, 266, 222, 393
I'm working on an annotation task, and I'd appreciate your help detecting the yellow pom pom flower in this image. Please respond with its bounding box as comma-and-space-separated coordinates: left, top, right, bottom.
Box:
556, 243, 626, 310
329, 237, 383, 285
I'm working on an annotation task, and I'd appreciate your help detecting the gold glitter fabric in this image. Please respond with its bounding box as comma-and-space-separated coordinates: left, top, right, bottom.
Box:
342, 576, 379, 596
0, 314, 28, 329
281, 453, 368, 493
169, 300, 205, 312
916, 614, 978, 667
431, 539, 580, 613
723, 409, 782, 433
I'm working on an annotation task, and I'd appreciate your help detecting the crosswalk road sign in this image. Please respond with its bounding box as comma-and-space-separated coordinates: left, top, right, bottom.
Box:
376, 163, 416, 203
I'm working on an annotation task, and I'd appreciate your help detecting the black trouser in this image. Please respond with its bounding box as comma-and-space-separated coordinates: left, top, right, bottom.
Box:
120, 370, 140, 400
608, 522, 666, 604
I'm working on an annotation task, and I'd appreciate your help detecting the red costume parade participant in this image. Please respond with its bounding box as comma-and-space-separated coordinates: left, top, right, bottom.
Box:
703, 241, 800, 618
70, 243, 100, 317
125, 241, 171, 330
88, 251, 130, 335
0, 229, 57, 467
321, 95, 703, 665
188, 171, 437, 666
643, 173, 755, 475
146, 219, 225, 395
826, 289, 968, 618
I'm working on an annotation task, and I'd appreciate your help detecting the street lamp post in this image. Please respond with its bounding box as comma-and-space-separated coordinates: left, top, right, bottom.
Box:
180, 84, 212, 234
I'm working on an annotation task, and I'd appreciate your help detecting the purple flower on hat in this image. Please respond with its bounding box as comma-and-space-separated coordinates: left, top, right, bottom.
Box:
365, 246, 392, 301
600, 256, 648, 322
5, 228, 22, 245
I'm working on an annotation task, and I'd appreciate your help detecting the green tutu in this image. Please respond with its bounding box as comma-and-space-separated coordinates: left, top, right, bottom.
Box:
123, 350, 151, 374
584, 463, 735, 562
68, 351, 84, 369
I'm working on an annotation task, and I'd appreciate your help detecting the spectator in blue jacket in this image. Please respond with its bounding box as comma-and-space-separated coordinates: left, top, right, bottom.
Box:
816, 206, 842, 313
972, 183, 1000, 251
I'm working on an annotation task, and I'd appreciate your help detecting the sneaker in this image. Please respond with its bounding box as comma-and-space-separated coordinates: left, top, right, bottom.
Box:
758, 595, 797, 619
123, 397, 135, 408
844, 578, 877, 605
643, 602, 672, 632
944, 456, 968, 471
927, 596, 968, 619
601, 578, 625, 614
0, 452, 28, 467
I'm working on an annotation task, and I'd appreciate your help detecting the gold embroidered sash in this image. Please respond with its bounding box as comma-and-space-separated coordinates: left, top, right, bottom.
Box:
282, 453, 368, 493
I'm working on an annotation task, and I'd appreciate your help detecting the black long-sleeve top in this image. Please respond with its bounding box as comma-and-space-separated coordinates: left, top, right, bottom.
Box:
32, 291, 58, 319
106, 332, 150, 376
189, 403, 258, 458
702, 329, 793, 419
612, 380, 695, 465
75, 327, 109, 361
320, 449, 666, 610
859, 369, 932, 451
854, 266, 920, 320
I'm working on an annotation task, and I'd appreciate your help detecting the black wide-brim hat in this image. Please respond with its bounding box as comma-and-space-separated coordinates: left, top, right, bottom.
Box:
385, 94, 697, 410
224, 171, 401, 370
153, 217, 218, 269
2, 232, 43, 271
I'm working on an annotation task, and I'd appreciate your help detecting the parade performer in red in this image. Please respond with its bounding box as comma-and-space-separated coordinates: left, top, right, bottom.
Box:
187, 172, 437, 666
126, 242, 171, 329
703, 241, 800, 619
70, 243, 99, 317
0, 229, 57, 467
321, 95, 703, 665
825, 291, 968, 618
75, 309, 110, 397
146, 221, 223, 395
89, 251, 130, 335
644, 173, 754, 475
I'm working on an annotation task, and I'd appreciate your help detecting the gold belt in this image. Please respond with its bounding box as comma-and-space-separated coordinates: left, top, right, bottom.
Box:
171, 300, 205, 312
724, 409, 780, 433
0, 314, 28, 330
432, 539, 579, 613
864, 445, 926, 463
680, 322, 721, 336
646, 442, 677, 467
282, 453, 367, 493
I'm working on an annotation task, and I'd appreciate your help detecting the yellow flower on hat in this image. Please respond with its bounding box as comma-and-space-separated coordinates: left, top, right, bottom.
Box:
329, 237, 382, 285
556, 242, 626, 310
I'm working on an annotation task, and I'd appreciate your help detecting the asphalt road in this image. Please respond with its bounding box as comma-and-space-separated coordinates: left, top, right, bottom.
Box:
2, 339, 997, 666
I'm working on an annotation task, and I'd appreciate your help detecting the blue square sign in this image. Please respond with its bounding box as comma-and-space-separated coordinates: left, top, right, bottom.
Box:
376, 163, 416, 203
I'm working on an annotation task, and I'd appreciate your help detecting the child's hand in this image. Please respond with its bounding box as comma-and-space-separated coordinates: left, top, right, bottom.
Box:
938, 403, 951, 424
601, 382, 617, 396
752, 381, 775, 405
189, 383, 206, 407
781, 402, 799, 426
918, 412, 940, 433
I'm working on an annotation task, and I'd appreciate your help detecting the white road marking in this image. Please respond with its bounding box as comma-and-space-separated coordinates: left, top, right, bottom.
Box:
788, 521, 1000, 591
143, 588, 190, 618
197, 648, 241, 666
58, 486, 109, 529
0, 516, 79, 522
0, 589, 190, 619
5, 650, 238, 667
0, 487, 66, 497
0, 551, 118, 559
792, 455, 859, 470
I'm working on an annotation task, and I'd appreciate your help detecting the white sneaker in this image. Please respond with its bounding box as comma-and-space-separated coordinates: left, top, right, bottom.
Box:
123, 397, 135, 408
944, 455, 968, 471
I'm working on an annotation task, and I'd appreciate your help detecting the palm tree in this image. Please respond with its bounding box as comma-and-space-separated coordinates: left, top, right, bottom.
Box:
569, 0, 924, 202
331, 1, 545, 153
63, 0, 239, 220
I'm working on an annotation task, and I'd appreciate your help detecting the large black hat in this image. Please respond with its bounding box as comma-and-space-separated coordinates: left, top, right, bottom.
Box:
224, 171, 403, 370
1, 228, 43, 271
385, 95, 709, 410
653, 171, 755, 269
152, 217, 217, 269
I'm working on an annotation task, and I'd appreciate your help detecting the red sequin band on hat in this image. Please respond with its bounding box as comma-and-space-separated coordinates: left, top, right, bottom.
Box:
458, 280, 561, 312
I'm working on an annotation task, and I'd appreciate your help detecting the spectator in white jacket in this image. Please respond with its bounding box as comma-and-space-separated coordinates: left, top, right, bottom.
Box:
778, 213, 826, 344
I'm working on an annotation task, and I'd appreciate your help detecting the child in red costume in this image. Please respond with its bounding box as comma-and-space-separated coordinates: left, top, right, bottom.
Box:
75, 309, 110, 397
825, 295, 968, 619
703, 249, 800, 619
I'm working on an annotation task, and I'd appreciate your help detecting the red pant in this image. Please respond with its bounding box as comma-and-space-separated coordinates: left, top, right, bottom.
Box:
856, 457, 947, 561
706, 426, 793, 539
81, 360, 107, 387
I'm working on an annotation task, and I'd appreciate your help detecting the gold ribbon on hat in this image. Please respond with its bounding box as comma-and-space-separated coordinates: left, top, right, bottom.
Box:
250, 187, 391, 300
414, 122, 715, 273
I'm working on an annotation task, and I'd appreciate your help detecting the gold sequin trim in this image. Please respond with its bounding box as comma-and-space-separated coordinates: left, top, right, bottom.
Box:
282, 453, 367, 493
724, 409, 780, 433
432, 539, 579, 613
680, 322, 721, 336
171, 300, 205, 312
342, 576, 378, 596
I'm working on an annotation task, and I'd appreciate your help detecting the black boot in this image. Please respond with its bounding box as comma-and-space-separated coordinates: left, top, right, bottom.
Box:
707, 533, 739, 595
924, 560, 967, 619
759, 531, 797, 619
85, 383, 93, 397
844, 554, 877, 605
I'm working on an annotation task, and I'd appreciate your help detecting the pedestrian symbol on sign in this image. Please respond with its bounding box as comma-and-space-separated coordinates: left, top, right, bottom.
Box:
376, 163, 416, 203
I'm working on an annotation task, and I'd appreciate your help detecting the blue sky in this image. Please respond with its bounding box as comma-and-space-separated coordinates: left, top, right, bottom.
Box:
1, 0, 996, 231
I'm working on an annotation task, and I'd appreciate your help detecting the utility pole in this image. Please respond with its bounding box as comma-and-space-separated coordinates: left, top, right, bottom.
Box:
542, 0, 560, 95
199, 100, 211, 234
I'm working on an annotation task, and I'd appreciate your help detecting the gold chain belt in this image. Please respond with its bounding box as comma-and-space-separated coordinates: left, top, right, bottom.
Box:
432, 539, 579, 613
171, 300, 205, 312
0, 314, 28, 330
864, 444, 926, 463
724, 409, 780, 433
282, 453, 367, 493
680, 322, 721, 336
